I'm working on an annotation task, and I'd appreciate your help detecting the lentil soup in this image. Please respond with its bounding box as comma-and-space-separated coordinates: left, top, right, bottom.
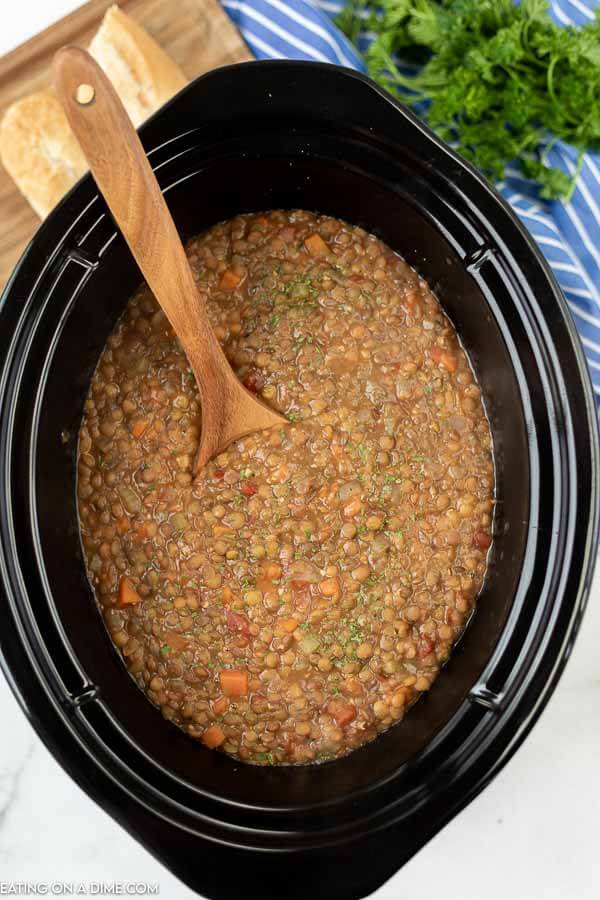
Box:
77, 209, 494, 766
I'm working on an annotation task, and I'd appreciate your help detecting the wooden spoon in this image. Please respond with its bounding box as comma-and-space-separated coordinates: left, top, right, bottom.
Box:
53, 46, 285, 475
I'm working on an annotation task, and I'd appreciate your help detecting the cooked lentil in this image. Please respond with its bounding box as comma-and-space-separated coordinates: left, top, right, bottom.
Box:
78, 209, 494, 766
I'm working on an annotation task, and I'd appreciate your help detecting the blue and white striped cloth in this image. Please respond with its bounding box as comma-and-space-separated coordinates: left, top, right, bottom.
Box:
222, 0, 600, 401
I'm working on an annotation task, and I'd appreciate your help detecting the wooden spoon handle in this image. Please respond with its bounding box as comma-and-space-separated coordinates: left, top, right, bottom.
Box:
53, 46, 283, 471
53, 47, 215, 358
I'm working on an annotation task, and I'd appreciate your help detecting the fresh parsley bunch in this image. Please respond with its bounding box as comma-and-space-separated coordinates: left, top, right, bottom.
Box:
337, 0, 600, 199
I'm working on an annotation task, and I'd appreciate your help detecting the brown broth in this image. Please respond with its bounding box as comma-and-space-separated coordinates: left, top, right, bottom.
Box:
77, 210, 494, 765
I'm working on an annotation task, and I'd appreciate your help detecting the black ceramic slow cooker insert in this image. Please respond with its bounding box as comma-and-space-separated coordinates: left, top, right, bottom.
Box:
0, 62, 598, 899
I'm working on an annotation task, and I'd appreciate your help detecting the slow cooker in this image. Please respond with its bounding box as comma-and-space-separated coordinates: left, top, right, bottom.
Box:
0, 61, 597, 899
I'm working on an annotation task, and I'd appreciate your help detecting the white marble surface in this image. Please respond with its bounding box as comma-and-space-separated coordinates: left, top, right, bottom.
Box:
1, 3, 600, 897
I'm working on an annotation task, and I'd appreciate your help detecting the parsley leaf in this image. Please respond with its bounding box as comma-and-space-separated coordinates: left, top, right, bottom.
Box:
337, 0, 600, 200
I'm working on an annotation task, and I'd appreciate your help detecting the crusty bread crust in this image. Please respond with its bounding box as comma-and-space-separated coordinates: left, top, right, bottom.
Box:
0, 4, 187, 218
0, 90, 88, 218
89, 5, 187, 127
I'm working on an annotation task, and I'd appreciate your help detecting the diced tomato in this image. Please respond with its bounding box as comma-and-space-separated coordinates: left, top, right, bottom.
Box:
445, 608, 464, 627
251, 693, 268, 713
328, 700, 356, 728
226, 610, 250, 638
290, 579, 311, 598
404, 290, 421, 314
240, 480, 258, 497
343, 678, 364, 698
212, 696, 228, 716
279, 226, 296, 243
418, 637, 435, 659
243, 369, 265, 394
440, 352, 458, 373
473, 532, 492, 550
214, 468, 225, 480
164, 630, 189, 651
430, 345, 443, 363
304, 233, 329, 257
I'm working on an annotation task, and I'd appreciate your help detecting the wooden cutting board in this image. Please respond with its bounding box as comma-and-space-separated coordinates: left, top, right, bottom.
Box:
0, 0, 252, 290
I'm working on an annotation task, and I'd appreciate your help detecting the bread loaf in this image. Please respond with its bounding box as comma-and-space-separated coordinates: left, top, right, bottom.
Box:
0, 5, 187, 218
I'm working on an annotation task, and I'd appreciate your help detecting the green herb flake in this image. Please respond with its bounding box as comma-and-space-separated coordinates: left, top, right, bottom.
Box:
160, 645, 171, 656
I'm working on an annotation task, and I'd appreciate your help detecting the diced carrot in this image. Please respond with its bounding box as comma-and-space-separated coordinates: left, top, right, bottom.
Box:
212, 696, 229, 716
328, 700, 356, 728
136, 524, 148, 540
222, 585, 234, 604
219, 669, 248, 697
440, 352, 458, 374
319, 577, 340, 597
118, 576, 140, 607
257, 576, 277, 596
304, 233, 329, 257
164, 630, 189, 651
240, 480, 257, 497
430, 344, 457, 373
202, 725, 226, 748
116, 517, 130, 535
218, 269, 243, 291
279, 617, 299, 633
214, 525, 233, 537
131, 419, 148, 439
266, 563, 282, 579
